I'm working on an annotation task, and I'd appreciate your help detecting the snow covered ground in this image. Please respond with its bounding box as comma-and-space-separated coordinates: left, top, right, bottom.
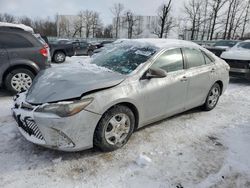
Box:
0, 58, 250, 188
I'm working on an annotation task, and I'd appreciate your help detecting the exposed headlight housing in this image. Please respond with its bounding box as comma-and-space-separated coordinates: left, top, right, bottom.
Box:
36, 98, 93, 117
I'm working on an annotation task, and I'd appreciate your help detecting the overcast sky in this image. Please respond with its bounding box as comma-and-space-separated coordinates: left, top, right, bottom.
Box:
0, 0, 185, 25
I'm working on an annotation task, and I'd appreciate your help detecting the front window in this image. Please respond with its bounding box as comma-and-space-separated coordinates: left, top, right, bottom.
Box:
90, 44, 158, 74
151, 48, 184, 73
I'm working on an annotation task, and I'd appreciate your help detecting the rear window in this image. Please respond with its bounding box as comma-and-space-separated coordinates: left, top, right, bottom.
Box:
237, 42, 250, 49
0, 33, 33, 48
183, 48, 206, 68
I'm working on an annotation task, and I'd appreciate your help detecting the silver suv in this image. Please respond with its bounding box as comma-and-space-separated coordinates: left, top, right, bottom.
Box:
0, 24, 50, 93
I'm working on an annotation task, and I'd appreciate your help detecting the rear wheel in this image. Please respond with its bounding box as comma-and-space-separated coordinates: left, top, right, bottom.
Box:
53, 51, 66, 63
94, 105, 135, 152
203, 83, 221, 111
5, 68, 35, 93
87, 50, 93, 56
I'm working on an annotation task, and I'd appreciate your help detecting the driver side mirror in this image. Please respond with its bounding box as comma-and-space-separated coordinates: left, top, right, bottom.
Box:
141, 68, 167, 80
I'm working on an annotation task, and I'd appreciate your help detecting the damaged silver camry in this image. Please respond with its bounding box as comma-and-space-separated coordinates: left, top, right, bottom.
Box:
12, 39, 230, 152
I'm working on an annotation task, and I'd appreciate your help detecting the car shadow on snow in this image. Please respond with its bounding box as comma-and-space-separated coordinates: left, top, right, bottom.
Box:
136, 107, 202, 132
0, 87, 14, 97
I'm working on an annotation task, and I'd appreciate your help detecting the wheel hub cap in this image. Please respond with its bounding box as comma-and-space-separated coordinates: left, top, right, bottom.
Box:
11, 73, 32, 92
208, 87, 220, 108
105, 113, 131, 146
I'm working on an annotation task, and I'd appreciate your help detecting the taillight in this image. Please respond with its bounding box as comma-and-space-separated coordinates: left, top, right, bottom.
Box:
40, 47, 48, 57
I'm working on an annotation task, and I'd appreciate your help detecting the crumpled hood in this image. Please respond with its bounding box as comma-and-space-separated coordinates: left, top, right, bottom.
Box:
26, 63, 126, 104
221, 48, 250, 61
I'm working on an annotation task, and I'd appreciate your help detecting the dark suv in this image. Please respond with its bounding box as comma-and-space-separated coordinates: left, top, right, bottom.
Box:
0, 26, 50, 93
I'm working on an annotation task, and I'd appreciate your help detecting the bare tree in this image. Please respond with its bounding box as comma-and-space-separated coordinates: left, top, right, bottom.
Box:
155, 0, 174, 38
3, 13, 15, 23
223, 0, 234, 39
33, 18, 57, 36
201, 0, 210, 40
209, 0, 227, 40
124, 10, 138, 39
104, 24, 113, 38
184, 0, 202, 40
241, 0, 250, 38
91, 12, 102, 38
57, 16, 71, 37
19, 16, 32, 27
110, 3, 124, 38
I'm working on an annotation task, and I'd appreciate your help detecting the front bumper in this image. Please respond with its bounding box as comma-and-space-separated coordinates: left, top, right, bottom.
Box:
230, 68, 250, 79
12, 93, 102, 152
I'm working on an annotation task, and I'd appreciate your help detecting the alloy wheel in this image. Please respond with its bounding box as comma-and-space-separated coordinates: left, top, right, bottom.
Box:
104, 113, 131, 146
10, 73, 32, 92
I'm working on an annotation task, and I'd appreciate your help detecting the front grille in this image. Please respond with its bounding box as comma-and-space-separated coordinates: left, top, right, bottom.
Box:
224, 59, 250, 69
16, 115, 44, 140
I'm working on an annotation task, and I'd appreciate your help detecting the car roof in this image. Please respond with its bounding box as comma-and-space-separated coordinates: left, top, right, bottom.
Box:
122, 38, 201, 50
0, 22, 34, 33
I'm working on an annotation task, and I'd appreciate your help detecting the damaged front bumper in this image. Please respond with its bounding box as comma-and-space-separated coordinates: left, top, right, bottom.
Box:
12, 92, 102, 151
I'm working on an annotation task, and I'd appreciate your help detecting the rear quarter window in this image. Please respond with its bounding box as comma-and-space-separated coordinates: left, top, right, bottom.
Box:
0, 33, 33, 48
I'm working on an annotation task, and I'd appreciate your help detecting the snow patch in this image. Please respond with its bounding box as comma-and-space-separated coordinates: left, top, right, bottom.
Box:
135, 154, 152, 167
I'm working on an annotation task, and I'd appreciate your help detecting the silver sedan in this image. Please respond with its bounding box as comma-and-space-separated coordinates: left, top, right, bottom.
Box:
12, 39, 230, 152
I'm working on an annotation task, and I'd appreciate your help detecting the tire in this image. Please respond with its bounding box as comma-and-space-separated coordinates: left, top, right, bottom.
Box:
94, 105, 135, 152
5, 68, 35, 94
53, 51, 66, 63
203, 83, 221, 111
87, 50, 93, 57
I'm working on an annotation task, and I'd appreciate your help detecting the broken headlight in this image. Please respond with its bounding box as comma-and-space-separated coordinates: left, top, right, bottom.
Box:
35, 98, 93, 117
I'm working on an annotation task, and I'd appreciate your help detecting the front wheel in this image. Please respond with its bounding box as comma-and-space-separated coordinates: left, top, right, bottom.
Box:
203, 83, 221, 111
94, 105, 135, 152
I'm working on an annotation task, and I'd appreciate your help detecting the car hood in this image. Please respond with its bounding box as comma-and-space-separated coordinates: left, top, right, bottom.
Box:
221, 48, 250, 61
26, 63, 126, 104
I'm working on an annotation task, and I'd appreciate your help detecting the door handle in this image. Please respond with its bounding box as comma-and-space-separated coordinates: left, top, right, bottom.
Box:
181, 76, 188, 82
211, 68, 216, 73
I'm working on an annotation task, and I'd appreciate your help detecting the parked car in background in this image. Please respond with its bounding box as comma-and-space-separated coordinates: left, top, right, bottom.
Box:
95, 40, 114, 49
0, 22, 50, 93
72, 41, 97, 56
221, 40, 250, 79
12, 39, 229, 152
205, 40, 240, 57
49, 39, 75, 63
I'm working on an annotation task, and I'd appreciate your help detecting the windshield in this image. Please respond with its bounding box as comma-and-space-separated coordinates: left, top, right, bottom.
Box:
214, 41, 238, 47
236, 42, 250, 49
90, 44, 158, 74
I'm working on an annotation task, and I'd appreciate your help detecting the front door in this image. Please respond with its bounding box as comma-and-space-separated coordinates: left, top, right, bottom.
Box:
139, 48, 188, 125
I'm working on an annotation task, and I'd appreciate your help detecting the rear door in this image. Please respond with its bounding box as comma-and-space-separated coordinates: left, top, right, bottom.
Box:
0, 33, 10, 82
182, 48, 214, 109
1, 32, 37, 65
